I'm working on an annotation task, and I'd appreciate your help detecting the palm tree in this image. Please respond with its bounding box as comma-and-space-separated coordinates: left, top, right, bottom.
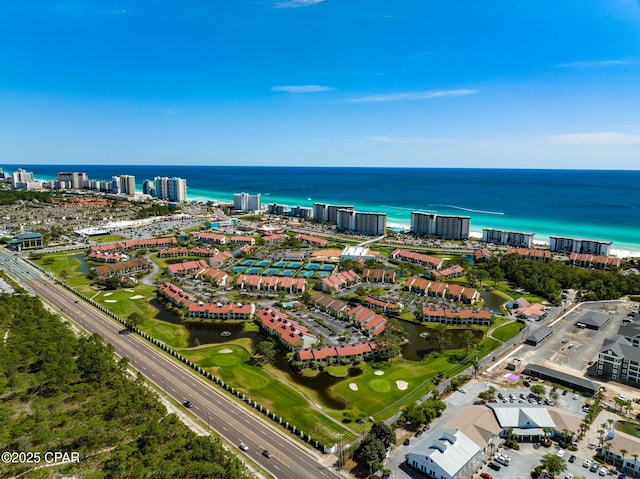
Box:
620, 448, 628, 471
603, 443, 611, 464
631, 453, 638, 478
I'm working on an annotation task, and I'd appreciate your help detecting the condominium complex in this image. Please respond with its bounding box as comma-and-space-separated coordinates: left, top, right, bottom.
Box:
234, 192, 261, 212
147, 176, 188, 202
336, 209, 387, 236
596, 321, 640, 384
11, 168, 41, 190
411, 212, 470, 240
57, 171, 89, 190
482, 228, 534, 248
313, 203, 354, 224
549, 236, 612, 256
118, 175, 137, 196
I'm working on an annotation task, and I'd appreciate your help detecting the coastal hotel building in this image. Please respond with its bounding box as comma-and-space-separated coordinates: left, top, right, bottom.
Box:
313, 203, 387, 236
410, 212, 470, 240
481, 228, 534, 248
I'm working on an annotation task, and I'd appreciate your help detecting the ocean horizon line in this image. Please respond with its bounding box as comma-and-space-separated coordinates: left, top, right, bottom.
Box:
5, 163, 640, 173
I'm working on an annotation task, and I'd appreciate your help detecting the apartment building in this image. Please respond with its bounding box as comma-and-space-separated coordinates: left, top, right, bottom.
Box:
482, 228, 534, 248
234, 192, 261, 212
312, 203, 354, 224
596, 322, 640, 384
411, 212, 470, 240
549, 236, 612, 256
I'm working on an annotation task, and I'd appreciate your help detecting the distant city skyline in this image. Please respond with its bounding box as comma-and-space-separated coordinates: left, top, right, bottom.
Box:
1, 1, 640, 169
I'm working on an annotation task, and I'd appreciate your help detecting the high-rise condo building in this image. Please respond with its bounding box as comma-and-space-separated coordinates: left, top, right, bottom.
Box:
313, 203, 354, 223
482, 228, 534, 248
119, 175, 136, 195
153, 176, 187, 202
549, 236, 612, 256
234, 193, 261, 212
57, 172, 88, 189
411, 212, 470, 240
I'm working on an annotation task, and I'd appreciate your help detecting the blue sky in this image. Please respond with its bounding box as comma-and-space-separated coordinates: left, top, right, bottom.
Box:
2, 0, 640, 168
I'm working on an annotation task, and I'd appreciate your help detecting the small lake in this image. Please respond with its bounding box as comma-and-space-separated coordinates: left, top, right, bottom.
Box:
150, 298, 359, 409
481, 290, 506, 313
71, 254, 90, 274
400, 321, 485, 361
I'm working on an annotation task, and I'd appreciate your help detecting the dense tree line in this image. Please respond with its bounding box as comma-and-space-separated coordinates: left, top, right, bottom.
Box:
0, 293, 253, 478
475, 255, 640, 304
0, 189, 53, 205
396, 399, 446, 431
135, 204, 175, 219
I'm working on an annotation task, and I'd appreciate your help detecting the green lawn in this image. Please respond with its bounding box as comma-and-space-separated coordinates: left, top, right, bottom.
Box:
180, 344, 352, 444
491, 321, 525, 342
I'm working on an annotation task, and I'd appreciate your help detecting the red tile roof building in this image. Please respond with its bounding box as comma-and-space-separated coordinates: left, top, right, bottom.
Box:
196, 232, 227, 245
91, 237, 178, 253
403, 277, 478, 303
87, 250, 128, 263
188, 301, 255, 320
347, 305, 387, 336
506, 247, 551, 261
362, 268, 396, 283
474, 248, 492, 261
166, 259, 210, 276
569, 252, 621, 269
296, 342, 377, 362
431, 264, 465, 279
157, 281, 198, 308
93, 257, 151, 278
230, 236, 256, 245
236, 274, 306, 293
364, 296, 403, 312
391, 248, 445, 270
422, 306, 492, 325
256, 307, 318, 351
321, 270, 361, 292
314, 294, 349, 318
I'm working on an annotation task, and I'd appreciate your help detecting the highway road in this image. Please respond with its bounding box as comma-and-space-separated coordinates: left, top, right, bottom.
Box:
0, 250, 344, 479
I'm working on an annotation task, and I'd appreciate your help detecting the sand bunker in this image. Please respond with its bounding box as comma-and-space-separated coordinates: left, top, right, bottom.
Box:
218, 348, 233, 354
125, 289, 135, 292
130, 295, 144, 300
104, 299, 117, 303
374, 370, 384, 376
349, 383, 359, 391
396, 380, 409, 391
103, 292, 113, 297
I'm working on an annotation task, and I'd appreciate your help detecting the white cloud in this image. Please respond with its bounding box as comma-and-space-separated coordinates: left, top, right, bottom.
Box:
548, 132, 640, 145
557, 59, 633, 68
271, 85, 333, 93
274, 0, 327, 8
349, 89, 478, 103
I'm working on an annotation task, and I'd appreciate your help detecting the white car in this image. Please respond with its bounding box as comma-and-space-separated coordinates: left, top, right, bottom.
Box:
583, 459, 592, 468
599, 467, 608, 476
618, 394, 626, 400
556, 449, 565, 457
239, 442, 249, 451
459, 388, 467, 394
565, 474, 574, 479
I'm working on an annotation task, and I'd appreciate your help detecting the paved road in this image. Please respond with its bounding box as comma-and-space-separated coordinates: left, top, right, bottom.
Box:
0, 251, 343, 479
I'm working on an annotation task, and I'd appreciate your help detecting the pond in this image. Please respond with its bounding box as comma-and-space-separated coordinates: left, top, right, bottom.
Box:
150, 298, 360, 409
400, 320, 485, 361
71, 254, 90, 274
481, 290, 506, 314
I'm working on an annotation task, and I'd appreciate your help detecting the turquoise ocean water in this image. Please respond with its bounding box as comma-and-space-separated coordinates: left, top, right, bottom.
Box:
6, 165, 640, 254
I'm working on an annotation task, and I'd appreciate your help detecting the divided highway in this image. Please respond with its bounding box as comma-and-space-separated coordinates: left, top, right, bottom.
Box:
1, 252, 343, 479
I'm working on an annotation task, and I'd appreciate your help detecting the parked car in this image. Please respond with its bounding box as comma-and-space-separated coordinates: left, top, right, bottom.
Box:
583, 460, 592, 468
523, 380, 531, 387
403, 438, 410, 446
566, 474, 574, 479
459, 388, 467, 394
488, 462, 501, 471
590, 462, 599, 472
415, 430, 423, 437
556, 449, 565, 457
480, 473, 493, 479
599, 467, 608, 476
569, 455, 576, 463
562, 389, 568, 396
